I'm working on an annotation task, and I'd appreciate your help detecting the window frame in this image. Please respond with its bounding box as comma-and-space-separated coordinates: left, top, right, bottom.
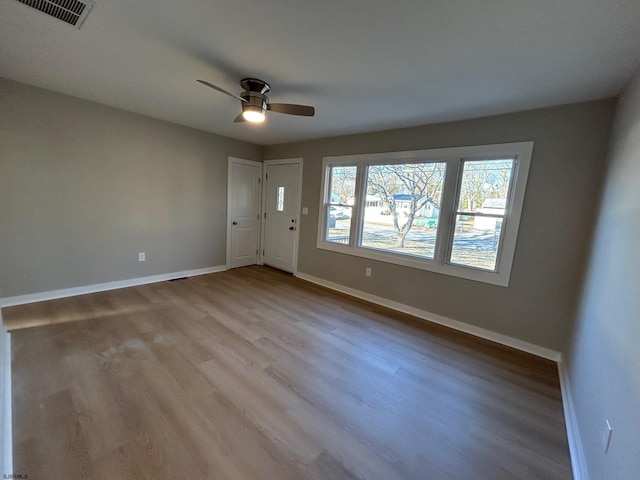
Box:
317, 142, 533, 286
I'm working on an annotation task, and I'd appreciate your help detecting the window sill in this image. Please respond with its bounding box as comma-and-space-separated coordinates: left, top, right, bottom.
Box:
317, 240, 511, 287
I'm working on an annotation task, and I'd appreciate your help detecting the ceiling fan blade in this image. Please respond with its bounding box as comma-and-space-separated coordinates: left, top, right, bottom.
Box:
197, 80, 247, 102
267, 103, 315, 116
233, 113, 246, 123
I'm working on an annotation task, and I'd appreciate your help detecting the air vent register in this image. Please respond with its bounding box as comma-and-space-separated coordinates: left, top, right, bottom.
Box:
16, 0, 94, 28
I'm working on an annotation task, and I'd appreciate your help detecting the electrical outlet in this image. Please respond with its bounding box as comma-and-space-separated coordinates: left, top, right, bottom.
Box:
138, 252, 146, 262
302, 207, 309, 215
603, 419, 613, 454
365, 267, 372, 277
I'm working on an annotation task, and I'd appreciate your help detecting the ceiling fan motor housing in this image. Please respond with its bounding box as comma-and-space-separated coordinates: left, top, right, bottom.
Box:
240, 78, 270, 117
241, 91, 268, 117
240, 78, 270, 94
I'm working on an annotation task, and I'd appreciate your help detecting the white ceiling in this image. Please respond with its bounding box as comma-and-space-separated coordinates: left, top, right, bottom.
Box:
1, 0, 639, 146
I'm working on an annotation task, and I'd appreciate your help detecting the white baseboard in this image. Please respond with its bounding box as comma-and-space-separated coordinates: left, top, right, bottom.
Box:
0, 265, 227, 308
295, 271, 562, 362
558, 357, 589, 480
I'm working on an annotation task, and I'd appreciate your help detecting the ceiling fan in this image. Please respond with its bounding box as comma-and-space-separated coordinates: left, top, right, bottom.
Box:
197, 78, 315, 124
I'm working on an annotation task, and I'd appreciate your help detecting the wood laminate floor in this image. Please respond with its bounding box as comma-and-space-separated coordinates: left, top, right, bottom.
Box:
3, 266, 573, 479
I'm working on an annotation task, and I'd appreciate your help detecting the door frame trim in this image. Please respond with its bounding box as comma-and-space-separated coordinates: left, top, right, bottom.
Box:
227, 157, 263, 269
260, 158, 303, 273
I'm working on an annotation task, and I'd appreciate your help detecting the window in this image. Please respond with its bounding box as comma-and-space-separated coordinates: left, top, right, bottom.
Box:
317, 142, 533, 286
361, 162, 446, 260
276, 186, 285, 212
325, 166, 356, 245
450, 159, 513, 271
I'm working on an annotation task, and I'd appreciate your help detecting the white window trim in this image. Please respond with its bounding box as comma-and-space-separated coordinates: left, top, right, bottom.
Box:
316, 142, 533, 287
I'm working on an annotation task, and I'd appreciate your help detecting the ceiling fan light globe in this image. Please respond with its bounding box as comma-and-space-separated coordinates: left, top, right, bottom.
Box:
242, 110, 266, 123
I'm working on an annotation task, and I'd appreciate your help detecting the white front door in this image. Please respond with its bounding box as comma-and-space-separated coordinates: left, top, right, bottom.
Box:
228, 158, 262, 269
262, 161, 302, 273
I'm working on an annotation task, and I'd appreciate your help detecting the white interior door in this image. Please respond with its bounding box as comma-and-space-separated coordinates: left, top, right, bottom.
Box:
228, 158, 262, 269
262, 161, 301, 273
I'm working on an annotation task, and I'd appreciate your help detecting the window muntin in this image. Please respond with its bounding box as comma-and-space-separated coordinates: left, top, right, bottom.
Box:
360, 162, 445, 260
317, 142, 533, 286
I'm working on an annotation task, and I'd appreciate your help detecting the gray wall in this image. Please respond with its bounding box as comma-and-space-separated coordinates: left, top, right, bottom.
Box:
0, 311, 10, 474
264, 100, 616, 352
567, 70, 640, 479
0, 78, 261, 298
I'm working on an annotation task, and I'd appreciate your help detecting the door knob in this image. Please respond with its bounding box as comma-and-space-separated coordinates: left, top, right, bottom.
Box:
232, 221, 238, 225
289, 226, 295, 231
